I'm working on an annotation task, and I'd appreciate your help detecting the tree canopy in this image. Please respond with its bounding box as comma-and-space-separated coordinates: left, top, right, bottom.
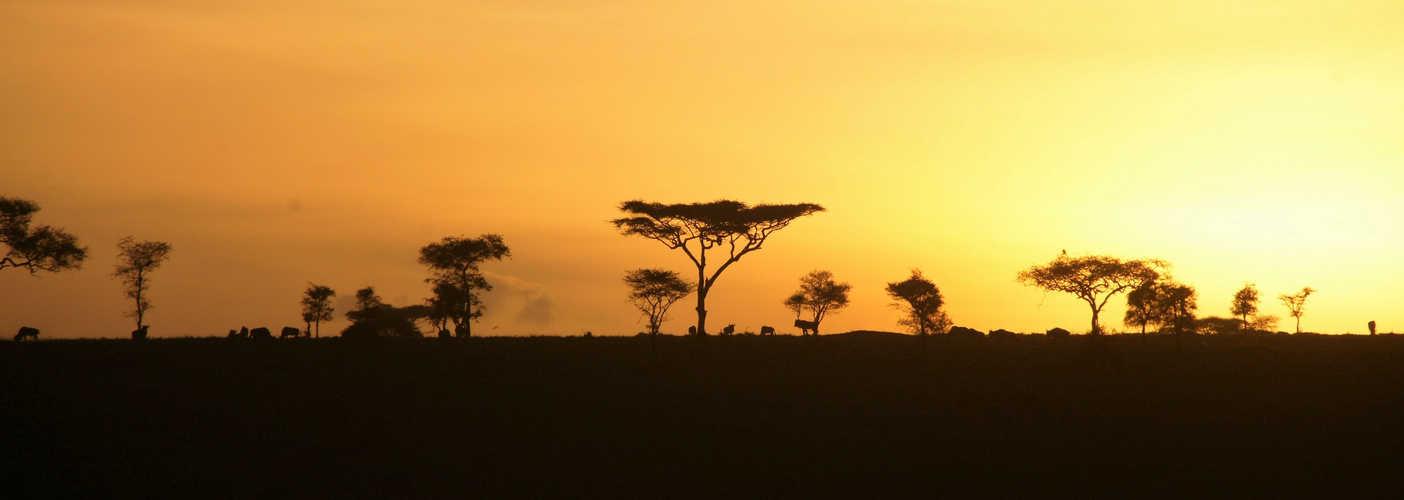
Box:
300, 283, 336, 338
1278, 287, 1315, 334
623, 268, 693, 336
112, 237, 173, 331
612, 199, 823, 335
783, 270, 851, 335
343, 286, 426, 339
885, 269, 948, 336
1, 197, 88, 274
1230, 283, 1260, 333
1018, 252, 1165, 335
419, 234, 510, 338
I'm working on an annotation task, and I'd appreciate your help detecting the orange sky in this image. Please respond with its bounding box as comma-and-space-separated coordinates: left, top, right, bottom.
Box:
4, 1, 1404, 338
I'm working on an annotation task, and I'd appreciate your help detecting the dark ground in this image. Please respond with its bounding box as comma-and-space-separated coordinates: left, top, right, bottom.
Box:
4, 332, 1404, 499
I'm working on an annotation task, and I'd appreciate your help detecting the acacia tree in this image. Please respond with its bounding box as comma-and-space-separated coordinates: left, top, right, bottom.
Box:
112, 237, 173, 334
623, 268, 692, 337
885, 269, 948, 336
1, 197, 88, 274
1124, 280, 1164, 338
783, 270, 852, 336
612, 200, 824, 336
343, 286, 425, 338
300, 283, 336, 338
1230, 283, 1261, 333
419, 234, 510, 338
1017, 252, 1165, 335
1278, 287, 1315, 334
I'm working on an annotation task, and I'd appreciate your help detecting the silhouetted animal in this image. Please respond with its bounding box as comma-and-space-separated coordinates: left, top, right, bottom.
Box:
1045, 327, 1071, 339
1369, 320, 1377, 336
688, 326, 697, 335
760, 326, 775, 336
989, 329, 1016, 339
948, 326, 984, 337
227, 329, 248, 339
250, 327, 272, 340
14, 327, 39, 341
722, 324, 735, 335
280, 327, 300, 339
131, 326, 149, 339
794, 319, 818, 335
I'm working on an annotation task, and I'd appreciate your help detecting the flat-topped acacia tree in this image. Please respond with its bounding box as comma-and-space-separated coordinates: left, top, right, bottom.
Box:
612, 200, 824, 336
1, 197, 88, 274
1017, 252, 1165, 335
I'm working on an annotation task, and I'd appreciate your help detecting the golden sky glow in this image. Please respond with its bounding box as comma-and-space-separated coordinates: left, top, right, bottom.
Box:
4, 1, 1404, 337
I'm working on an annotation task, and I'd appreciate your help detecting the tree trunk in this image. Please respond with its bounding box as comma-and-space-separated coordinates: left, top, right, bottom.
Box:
1295, 316, 1301, 334
695, 270, 708, 336
1090, 306, 1100, 335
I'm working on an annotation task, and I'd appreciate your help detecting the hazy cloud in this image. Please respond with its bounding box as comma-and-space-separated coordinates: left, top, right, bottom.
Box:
483, 271, 557, 328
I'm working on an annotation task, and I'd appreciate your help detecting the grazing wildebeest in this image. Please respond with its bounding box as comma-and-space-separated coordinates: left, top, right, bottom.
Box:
131, 326, 149, 340
227, 329, 247, 339
760, 325, 775, 336
722, 324, 735, 335
250, 327, 272, 340
14, 327, 39, 341
688, 326, 697, 335
280, 327, 301, 339
793, 319, 818, 336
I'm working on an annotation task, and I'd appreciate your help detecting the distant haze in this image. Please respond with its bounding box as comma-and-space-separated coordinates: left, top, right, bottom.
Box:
4, 1, 1404, 337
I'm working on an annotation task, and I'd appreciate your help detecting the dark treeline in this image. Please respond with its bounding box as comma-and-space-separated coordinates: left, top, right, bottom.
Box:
0, 196, 1368, 340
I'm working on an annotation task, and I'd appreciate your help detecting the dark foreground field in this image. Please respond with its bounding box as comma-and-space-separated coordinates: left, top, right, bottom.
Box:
5, 333, 1404, 499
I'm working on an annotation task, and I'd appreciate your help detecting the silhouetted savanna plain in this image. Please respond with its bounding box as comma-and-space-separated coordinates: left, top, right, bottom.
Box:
5, 333, 1404, 498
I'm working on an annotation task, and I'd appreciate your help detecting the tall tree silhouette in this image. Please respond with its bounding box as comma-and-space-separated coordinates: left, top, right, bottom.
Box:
419, 235, 510, 338
300, 283, 336, 338
623, 268, 692, 337
112, 237, 172, 334
783, 270, 851, 336
885, 269, 947, 336
1230, 283, 1260, 333
1018, 252, 1164, 335
1, 197, 87, 274
612, 200, 823, 336
1278, 287, 1315, 334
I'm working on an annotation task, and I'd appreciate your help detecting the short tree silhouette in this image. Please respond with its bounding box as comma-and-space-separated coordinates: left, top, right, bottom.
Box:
783, 270, 851, 336
1017, 252, 1164, 335
112, 237, 172, 334
343, 286, 424, 338
1124, 280, 1163, 338
300, 283, 336, 338
885, 269, 948, 336
1, 197, 88, 274
623, 268, 692, 337
1230, 283, 1260, 333
612, 200, 823, 336
1278, 287, 1315, 334
419, 235, 510, 338
1250, 314, 1279, 333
